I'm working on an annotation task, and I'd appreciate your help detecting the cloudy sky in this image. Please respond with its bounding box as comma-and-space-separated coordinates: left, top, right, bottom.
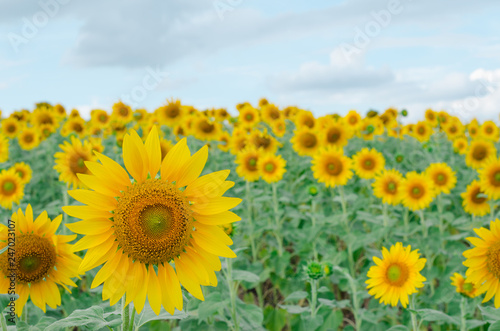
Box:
1, 0, 499, 122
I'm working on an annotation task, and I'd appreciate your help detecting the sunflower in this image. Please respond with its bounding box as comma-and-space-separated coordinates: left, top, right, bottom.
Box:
291, 128, 320, 157
214, 108, 230, 122
32, 107, 58, 129
54, 137, 96, 188
453, 137, 468, 155
320, 120, 352, 149
54, 104, 66, 118
366, 242, 426, 308
238, 104, 260, 128
352, 148, 385, 179
91, 109, 111, 127
0, 134, 8, 163
192, 116, 221, 141
112, 101, 134, 124
344, 110, 362, 132
425, 163, 456, 194
18, 127, 41, 150
412, 121, 433, 142
0, 205, 81, 316
271, 119, 287, 138
463, 220, 500, 307
12, 162, 32, 185
311, 147, 353, 188
359, 117, 384, 140
38, 123, 57, 139
249, 130, 281, 154
260, 104, 282, 124
133, 108, 149, 124
159, 138, 174, 161
229, 131, 249, 155
63, 127, 241, 315
478, 121, 499, 141
155, 99, 184, 127
424, 109, 438, 127
1, 117, 21, 138
443, 119, 465, 141
479, 157, 500, 199
0, 169, 24, 209
461, 180, 490, 217
465, 140, 496, 169
437, 111, 449, 126
294, 110, 315, 129
62, 117, 86, 138
450, 273, 480, 298
372, 169, 403, 206
400, 172, 435, 211
88, 137, 105, 154
217, 131, 231, 153
257, 153, 286, 183
235, 146, 261, 182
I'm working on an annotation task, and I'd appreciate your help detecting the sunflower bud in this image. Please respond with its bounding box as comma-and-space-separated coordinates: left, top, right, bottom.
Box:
306, 261, 324, 280
308, 185, 318, 196
323, 262, 333, 276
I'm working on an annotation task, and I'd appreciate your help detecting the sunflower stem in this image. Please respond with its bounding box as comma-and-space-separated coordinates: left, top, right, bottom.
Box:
437, 195, 445, 247
409, 295, 419, 331
403, 208, 409, 240
129, 308, 136, 331
225, 257, 240, 331
121, 297, 129, 331
382, 203, 388, 228
310, 279, 318, 318
460, 296, 467, 331
338, 186, 354, 275
271, 182, 283, 257
311, 199, 318, 261
418, 209, 427, 239
245, 181, 258, 262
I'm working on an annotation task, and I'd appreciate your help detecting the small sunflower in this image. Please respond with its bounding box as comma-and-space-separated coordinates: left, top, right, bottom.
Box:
32, 107, 58, 129
311, 147, 353, 188
425, 163, 456, 195
155, 99, 184, 127
18, 127, 41, 150
238, 104, 260, 128
400, 172, 435, 211
0, 205, 81, 316
249, 130, 281, 154
12, 162, 32, 185
468, 120, 480, 139
91, 109, 110, 127
63, 127, 241, 315
344, 110, 362, 131
294, 110, 315, 129
466, 140, 496, 169
443, 119, 465, 141
425, 109, 438, 127
54, 136, 96, 188
1, 117, 21, 138
366, 242, 426, 308
260, 104, 281, 124
463, 220, 500, 307
479, 158, 500, 199
235, 146, 261, 182
0, 169, 24, 209
450, 273, 480, 298
320, 120, 352, 149
192, 116, 221, 141
257, 153, 287, 183
352, 148, 385, 179
112, 101, 134, 124
479, 121, 499, 141
461, 180, 490, 217
412, 121, 433, 142
217, 131, 231, 153
372, 169, 404, 206
271, 119, 287, 138
291, 128, 320, 157
453, 137, 468, 155
62, 117, 86, 138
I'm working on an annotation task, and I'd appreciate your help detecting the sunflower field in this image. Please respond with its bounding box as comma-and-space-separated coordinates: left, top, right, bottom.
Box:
1, 100, 500, 331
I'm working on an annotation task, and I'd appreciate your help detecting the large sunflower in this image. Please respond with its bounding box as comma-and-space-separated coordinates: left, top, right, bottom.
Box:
54, 136, 96, 189
463, 220, 500, 307
311, 147, 353, 188
291, 128, 320, 157
461, 180, 490, 217
366, 242, 426, 308
372, 169, 404, 206
450, 273, 480, 298
63, 127, 241, 315
0, 169, 24, 209
400, 172, 435, 211
352, 148, 385, 179
466, 140, 496, 170
425, 163, 456, 195
257, 153, 287, 183
0, 205, 81, 316
479, 157, 500, 199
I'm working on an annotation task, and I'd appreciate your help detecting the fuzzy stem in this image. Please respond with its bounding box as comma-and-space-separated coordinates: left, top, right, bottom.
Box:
245, 181, 258, 261
419, 209, 427, 238
225, 258, 240, 331
310, 279, 318, 318
272, 182, 283, 257
311, 199, 318, 261
338, 186, 354, 275
409, 295, 419, 331
460, 296, 467, 331
121, 297, 129, 331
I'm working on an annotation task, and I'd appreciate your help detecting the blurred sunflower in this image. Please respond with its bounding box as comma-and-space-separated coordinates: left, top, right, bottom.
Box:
63, 127, 241, 315
366, 242, 426, 308
257, 153, 286, 183
12, 162, 32, 185
479, 121, 498, 141
229, 131, 249, 155
271, 119, 287, 138
466, 140, 496, 169
468, 120, 480, 139
400, 172, 435, 211
372, 169, 403, 206
450, 273, 480, 298
453, 137, 468, 155
260, 104, 281, 124
344, 110, 362, 131
352, 148, 385, 179
412, 121, 433, 142
0, 205, 81, 316
311, 147, 353, 188
443, 119, 465, 141
294, 110, 315, 129
192, 116, 221, 141
235, 146, 261, 182
217, 131, 231, 153
32, 107, 58, 129
112, 101, 134, 124
320, 120, 352, 149
0, 134, 8, 163
238, 104, 260, 128
1, 117, 21, 138
479, 158, 500, 199
62, 117, 86, 138
18, 127, 41, 150
54, 137, 96, 188
91, 109, 111, 127
425, 163, 456, 194
0, 168, 24, 209
461, 180, 490, 217
291, 128, 320, 157
249, 130, 281, 154
463, 220, 500, 307
424, 109, 438, 127
155, 99, 184, 127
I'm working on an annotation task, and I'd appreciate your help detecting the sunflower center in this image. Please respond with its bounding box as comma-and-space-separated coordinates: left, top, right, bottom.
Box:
411, 185, 424, 198
366, 125, 374, 133
2, 181, 14, 193
304, 118, 314, 128
245, 113, 253, 121
327, 128, 340, 143
17, 171, 25, 179
247, 157, 258, 171
73, 123, 83, 133
166, 105, 179, 118
7, 124, 15, 133
99, 114, 107, 122
449, 126, 457, 133
417, 127, 425, 134
39, 114, 53, 125
486, 241, 500, 279
349, 116, 357, 124
463, 282, 474, 292
301, 133, 317, 148
199, 120, 215, 133
326, 157, 343, 176
436, 173, 446, 185
24, 134, 34, 143
362, 158, 375, 170
265, 163, 275, 173
114, 179, 193, 265
471, 188, 487, 204
0, 234, 57, 284
486, 127, 493, 134
386, 263, 409, 286
69, 154, 88, 175
387, 181, 396, 193
492, 171, 500, 186
255, 136, 271, 150
119, 107, 129, 116
472, 145, 487, 161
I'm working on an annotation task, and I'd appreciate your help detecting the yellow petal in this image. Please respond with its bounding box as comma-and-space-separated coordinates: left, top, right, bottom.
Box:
63, 205, 113, 220
193, 211, 241, 225
123, 132, 147, 183
79, 240, 118, 273
77, 173, 121, 197
191, 197, 242, 215
85, 161, 129, 193
145, 125, 161, 177
72, 229, 114, 252
125, 262, 145, 307
147, 264, 162, 315
192, 231, 236, 258
184, 170, 230, 198
94, 152, 131, 187
175, 145, 208, 188
68, 189, 117, 211
174, 256, 204, 301
91, 250, 124, 288
161, 138, 190, 182
66, 218, 113, 235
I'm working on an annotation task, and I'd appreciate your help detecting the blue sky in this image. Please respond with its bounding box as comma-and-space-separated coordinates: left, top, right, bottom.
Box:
1, 0, 499, 123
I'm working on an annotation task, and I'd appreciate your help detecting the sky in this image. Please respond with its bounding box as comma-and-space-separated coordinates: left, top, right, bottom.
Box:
0, 0, 499, 123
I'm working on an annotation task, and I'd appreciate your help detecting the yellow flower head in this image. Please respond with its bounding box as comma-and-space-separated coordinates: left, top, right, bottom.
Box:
18, 127, 41, 150
1, 117, 21, 139
479, 157, 500, 200
400, 171, 435, 211
238, 104, 260, 128
372, 169, 403, 206
425, 163, 457, 195
257, 153, 287, 183
112, 101, 134, 124
466, 140, 496, 170
344, 110, 362, 132
366, 242, 426, 308
11, 162, 32, 185
412, 121, 433, 142
461, 180, 490, 217
311, 147, 353, 188
235, 146, 261, 182
453, 137, 468, 155
479, 120, 499, 141
320, 120, 352, 149
0, 169, 24, 209
62, 127, 241, 315
54, 136, 97, 189
352, 148, 385, 180
0, 205, 81, 316
450, 273, 480, 298
291, 127, 320, 157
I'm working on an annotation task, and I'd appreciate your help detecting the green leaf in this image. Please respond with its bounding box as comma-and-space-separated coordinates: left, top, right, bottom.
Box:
479, 305, 500, 323
0, 294, 17, 310
279, 305, 309, 314
386, 326, 409, 331
415, 309, 459, 325
317, 286, 330, 293
466, 319, 487, 330
198, 292, 229, 322
44, 306, 122, 330
285, 291, 308, 302
134, 302, 188, 328
236, 300, 263, 330
489, 321, 500, 331
232, 270, 260, 284
264, 306, 287, 331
